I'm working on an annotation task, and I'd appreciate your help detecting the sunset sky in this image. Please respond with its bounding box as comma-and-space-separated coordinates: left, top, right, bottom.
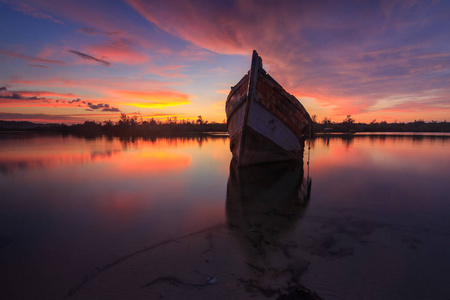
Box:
1, 0, 449, 124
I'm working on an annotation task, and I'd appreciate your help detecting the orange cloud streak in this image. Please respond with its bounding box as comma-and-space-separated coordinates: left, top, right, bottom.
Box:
116, 90, 191, 108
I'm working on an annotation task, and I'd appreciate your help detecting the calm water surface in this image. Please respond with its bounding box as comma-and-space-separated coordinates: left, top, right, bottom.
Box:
1, 132, 449, 299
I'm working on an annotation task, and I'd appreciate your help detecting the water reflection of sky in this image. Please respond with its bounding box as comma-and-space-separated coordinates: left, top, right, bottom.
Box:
309, 136, 450, 220
1, 133, 450, 299
0, 134, 231, 231
1, 134, 232, 298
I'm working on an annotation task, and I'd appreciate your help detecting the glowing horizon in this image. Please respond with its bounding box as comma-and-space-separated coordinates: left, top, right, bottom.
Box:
1, 0, 450, 124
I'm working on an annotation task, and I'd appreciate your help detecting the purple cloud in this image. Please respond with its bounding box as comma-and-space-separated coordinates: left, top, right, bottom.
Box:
77, 27, 123, 36
87, 102, 120, 112
68, 50, 111, 67
28, 64, 50, 69
0, 49, 65, 65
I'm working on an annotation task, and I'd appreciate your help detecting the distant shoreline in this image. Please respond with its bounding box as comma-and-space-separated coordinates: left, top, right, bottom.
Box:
1, 119, 450, 136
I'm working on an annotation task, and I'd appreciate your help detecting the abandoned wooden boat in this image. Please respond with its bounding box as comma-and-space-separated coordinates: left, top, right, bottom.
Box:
226, 50, 312, 167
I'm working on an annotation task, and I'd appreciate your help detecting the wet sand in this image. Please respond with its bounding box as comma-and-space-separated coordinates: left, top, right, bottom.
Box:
67, 222, 320, 300
65, 210, 450, 300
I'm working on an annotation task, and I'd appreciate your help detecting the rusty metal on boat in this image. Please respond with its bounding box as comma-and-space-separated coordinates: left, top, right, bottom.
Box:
226, 50, 311, 167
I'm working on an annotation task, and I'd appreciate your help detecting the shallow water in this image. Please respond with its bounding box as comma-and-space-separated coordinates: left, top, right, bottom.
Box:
1, 132, 449, 299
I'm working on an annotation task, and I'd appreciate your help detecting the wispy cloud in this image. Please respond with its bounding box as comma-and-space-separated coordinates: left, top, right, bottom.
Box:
28, 64, 50, 69
0, 87, 120, 112
2, 1, 64, 25
0, 49, 65, 65
68, 50, 111, 67
0, 88, 71, 101
76, 27, 123, 36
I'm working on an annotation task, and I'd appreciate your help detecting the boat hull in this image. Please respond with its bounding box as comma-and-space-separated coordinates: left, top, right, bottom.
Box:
226, 51, 311, 167
229, 119, 303, 166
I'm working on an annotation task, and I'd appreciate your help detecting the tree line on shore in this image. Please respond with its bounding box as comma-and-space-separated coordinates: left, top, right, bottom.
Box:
311, 115, 450, 133
0, 114, 227, 136
69, 114, 228, 136
1, 114, 450, 136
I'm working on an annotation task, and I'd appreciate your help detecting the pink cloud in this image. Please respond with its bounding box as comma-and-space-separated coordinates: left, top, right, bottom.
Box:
87, 38, 148, 65
126, 0, 249, 55
127, 0, 450, 121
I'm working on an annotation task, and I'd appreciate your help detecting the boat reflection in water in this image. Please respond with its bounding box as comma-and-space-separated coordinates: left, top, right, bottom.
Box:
226, 159, 311, 234
226, 157, 312, 290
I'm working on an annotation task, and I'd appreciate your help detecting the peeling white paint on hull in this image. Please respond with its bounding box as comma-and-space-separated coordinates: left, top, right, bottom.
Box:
226, 50, 311, 167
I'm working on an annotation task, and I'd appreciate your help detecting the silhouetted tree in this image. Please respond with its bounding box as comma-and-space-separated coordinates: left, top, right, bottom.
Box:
341, 115, 355, 132
343, 115, 355, 125
118, 113, 139, 126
